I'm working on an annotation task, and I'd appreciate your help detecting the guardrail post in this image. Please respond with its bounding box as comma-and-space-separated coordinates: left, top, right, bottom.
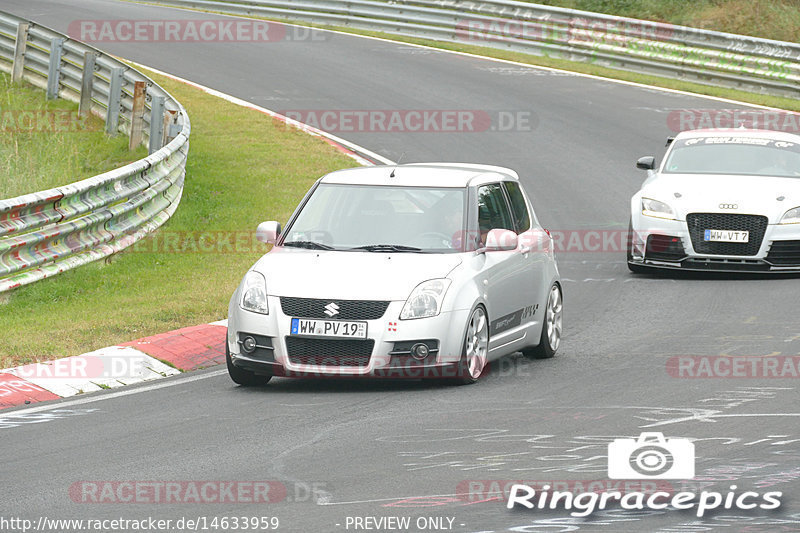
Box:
129, 81, 147, 150
11, 23, 29, 83
79, 52, 97, 116
46, 38, 65, 100
105, 67, 125, 135
164, 107, 179, 144
148, 95, 165, 154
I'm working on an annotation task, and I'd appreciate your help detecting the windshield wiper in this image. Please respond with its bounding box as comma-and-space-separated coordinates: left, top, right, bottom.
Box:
350, 244, 422, 252
282, 240, 335, 250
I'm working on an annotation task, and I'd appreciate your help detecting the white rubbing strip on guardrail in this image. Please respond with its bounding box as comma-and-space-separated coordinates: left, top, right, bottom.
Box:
150, 0, 799, 97
0, 10, 190, 292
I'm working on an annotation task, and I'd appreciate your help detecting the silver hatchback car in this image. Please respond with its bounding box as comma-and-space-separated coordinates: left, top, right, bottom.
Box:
227, 163, 562, 385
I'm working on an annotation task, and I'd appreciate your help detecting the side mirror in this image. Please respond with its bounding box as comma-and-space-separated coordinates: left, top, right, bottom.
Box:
485, 228, 518, 252
256, 221, 281, 244
636, 156, 655, 170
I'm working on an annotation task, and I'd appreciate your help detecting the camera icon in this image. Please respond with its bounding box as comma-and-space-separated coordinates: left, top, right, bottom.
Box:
608, 432, 695, 479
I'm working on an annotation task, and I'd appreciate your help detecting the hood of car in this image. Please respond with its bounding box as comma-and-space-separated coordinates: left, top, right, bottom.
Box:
640, 173, 800, 223
252, 248, 463, 301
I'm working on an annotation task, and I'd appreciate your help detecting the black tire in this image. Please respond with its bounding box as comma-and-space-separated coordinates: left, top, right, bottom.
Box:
522, 283, 562, 360
226, 342, 272, 386
450, 305, 489, 385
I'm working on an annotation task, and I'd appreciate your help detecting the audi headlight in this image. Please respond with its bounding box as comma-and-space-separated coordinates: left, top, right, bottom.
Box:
780, 206, 800, 224
400, 279, 451, 320
240, 271, 268, 314
641, 197, 677, 220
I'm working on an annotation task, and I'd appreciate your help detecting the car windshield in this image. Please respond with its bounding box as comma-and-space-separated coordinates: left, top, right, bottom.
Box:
663, 136, 800, 177
282, 183, 466, 253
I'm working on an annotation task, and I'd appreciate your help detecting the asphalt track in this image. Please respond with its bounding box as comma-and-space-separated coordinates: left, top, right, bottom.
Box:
3, 1, 800, 532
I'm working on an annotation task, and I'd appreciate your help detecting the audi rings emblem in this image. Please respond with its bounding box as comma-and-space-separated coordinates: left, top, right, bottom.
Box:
719, 203, 738, 210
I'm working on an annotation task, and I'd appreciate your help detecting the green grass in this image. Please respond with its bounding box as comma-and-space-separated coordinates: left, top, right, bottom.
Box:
0, 69, 356, 366
0, 73, 146, 199
533, 0, 800, 43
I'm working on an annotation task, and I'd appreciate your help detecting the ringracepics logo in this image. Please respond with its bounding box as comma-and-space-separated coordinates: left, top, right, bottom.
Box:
608, 432, 694, 479
507, 432, 782, 517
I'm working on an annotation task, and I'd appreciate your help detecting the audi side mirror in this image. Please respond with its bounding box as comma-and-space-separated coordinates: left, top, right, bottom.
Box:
636, 156, 655, 170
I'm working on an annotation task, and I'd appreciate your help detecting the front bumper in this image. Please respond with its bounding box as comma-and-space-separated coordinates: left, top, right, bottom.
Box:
228, 296, 470, 378
629, 215, 800, 273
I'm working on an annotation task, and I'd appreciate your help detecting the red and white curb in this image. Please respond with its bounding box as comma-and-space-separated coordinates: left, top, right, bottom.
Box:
0, 321, 228, 411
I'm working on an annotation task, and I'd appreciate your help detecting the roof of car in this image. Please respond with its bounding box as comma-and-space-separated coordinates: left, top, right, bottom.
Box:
675, 128, 800, 143
320, 163, 520, 188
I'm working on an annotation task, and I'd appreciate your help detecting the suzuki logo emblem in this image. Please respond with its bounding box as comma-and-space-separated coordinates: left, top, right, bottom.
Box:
719, 203, 738, 210
324, 302, 340, 317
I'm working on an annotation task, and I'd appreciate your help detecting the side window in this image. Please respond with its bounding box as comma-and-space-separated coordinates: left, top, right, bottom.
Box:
503, 181, 531, 233
477, 184, 514, 243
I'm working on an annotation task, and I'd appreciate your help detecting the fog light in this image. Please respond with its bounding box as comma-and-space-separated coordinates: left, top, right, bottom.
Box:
411, 343, 429, 360
242, 336, 257, 353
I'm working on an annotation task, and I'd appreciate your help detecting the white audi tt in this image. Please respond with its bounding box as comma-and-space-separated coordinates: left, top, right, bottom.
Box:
628, 128, 800, 272
226, 163, 562, 385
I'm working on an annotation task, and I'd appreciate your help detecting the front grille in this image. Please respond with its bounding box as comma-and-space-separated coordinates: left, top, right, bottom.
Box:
686, 213, 767, 256
766, 240, 800, 265
645, 234, 686, 262
280, 297, 389, 320
285, 337, 374, 366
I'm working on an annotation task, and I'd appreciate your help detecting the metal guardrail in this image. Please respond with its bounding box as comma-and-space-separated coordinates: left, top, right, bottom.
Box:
0, 11, 190, 292
156, 0, 799, 98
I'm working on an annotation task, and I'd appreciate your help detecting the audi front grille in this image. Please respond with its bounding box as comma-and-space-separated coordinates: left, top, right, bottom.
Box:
686, 213, 767, 256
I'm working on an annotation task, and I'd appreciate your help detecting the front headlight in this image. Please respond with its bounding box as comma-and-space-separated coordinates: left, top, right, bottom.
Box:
240, 271, 268, 314
400, 279, 451, 320
780, 206, 800, 224
641, 197, 677, 220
